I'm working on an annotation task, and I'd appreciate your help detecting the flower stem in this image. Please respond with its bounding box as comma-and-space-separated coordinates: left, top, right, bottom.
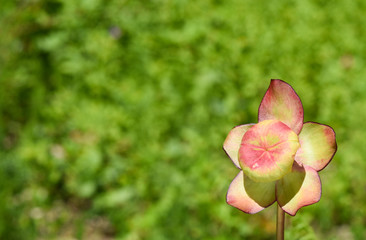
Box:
276, 203, 285, 240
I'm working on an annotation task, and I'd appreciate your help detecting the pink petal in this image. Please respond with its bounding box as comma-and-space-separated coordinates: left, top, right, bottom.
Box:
239, 120, 300, 182
276, 162, 321, 216
223, 124, 255, 169
258, 79, 304, 134
295, 122, 337, 171
226, 171, 276, 214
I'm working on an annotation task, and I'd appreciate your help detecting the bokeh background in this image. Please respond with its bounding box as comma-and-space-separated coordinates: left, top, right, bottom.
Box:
0, 0, 365, 239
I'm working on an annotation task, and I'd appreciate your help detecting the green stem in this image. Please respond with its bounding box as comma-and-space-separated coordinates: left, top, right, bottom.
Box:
276, 203, 285, 240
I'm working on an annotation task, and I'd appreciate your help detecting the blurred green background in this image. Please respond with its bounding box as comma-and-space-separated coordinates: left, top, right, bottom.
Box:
0, 0, 365, 239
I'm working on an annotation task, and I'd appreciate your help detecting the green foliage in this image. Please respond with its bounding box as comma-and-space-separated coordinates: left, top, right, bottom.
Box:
286, 214, 318, 240
0, 0, 366, 239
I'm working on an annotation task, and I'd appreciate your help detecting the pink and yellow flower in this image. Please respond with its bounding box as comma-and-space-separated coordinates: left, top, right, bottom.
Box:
223, 79, 337, 216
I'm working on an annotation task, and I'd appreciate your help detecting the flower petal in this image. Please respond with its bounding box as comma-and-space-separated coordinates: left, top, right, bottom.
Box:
276, 162, 321, 216
223, 124, 255, 169
227, 171, 276, 214
258, 79, 304, 134
239, 120, 300, 182
295, 122, 337, 171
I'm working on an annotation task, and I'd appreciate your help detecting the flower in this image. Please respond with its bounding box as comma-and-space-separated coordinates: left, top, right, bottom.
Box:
223, 79, 337, 216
